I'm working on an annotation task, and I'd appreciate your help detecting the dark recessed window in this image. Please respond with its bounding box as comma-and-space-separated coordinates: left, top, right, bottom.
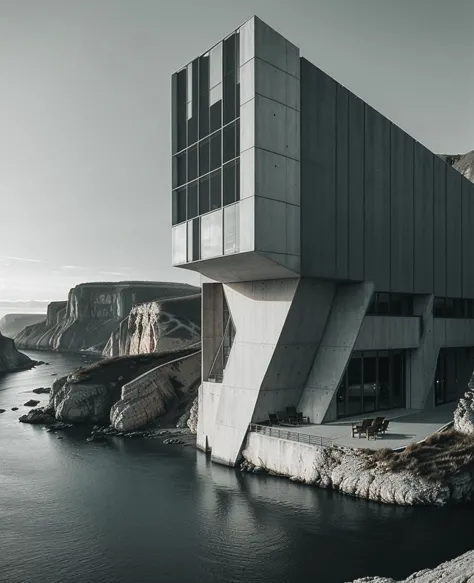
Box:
188, 145, 197, 182
192, 218, 200, 261
176, 69, 187, 152
177, 187, 187, 224
210, 84, 222, 133
176, 151, 186, 186
199, 175, 210, 215
210, 169, 221, 210
223, 122, 236, 163
223, 72, 236, 125
172, 190, 178, 225
199, 54, 210, 139
223, 34, 236, 76
223, 161, 236, 206
199, 138, 210, 176
236, 118, 240, 154
210, 131, 221, 171
187, 181, 198, 219
235, 158, 240, 201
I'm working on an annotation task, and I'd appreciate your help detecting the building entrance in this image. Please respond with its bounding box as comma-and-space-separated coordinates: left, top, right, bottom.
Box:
336, 350, 405, 418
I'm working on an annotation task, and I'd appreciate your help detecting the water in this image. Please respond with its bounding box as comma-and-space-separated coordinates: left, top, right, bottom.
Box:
1, 351, 474, 583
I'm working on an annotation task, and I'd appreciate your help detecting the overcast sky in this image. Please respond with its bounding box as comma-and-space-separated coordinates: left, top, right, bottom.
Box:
0, 0, 473, 301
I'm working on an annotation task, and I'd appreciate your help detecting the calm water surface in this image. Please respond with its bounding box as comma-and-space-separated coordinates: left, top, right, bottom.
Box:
1, 351, 474, 583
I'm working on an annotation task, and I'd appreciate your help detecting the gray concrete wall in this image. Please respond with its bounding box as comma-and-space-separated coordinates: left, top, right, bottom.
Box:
300, 58, 474, 298
354, 316, 420, 351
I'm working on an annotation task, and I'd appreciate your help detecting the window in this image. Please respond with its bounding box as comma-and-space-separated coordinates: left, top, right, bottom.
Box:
199, 176, 210, 215
199, 138, 210, 176
210, 170, 221, 210
188, 145, 197, 182
223, 121, 237, 163
172, 223, 187, 265
224, 204, 239, 254
187, 181, 198, 219
201, 209, 223, 259
223, 160, 236, 206
210, 131, 221, 171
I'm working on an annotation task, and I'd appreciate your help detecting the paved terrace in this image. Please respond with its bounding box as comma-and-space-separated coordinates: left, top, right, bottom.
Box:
275, 403, 457, 450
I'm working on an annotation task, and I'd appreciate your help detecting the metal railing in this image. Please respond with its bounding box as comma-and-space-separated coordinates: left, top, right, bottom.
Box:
248, 423, 333, 448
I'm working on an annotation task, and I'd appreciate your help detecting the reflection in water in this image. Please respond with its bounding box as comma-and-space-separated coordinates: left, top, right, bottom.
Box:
0, 351, 474, 583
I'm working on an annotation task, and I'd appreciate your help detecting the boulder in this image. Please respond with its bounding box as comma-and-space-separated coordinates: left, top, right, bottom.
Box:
0, 331, 34, 374
0, 409, 5, 414
19, 407, 56, 425
32, 387, 51, 394
24, 399, 40, 407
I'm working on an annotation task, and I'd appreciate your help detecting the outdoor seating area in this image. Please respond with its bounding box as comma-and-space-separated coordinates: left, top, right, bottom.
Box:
351, 417, 390, 440
268, 406, 310, 427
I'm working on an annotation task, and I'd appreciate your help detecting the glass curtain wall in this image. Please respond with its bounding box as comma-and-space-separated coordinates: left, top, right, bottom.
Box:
336, 350, 405, 418
171, 30, 241, 264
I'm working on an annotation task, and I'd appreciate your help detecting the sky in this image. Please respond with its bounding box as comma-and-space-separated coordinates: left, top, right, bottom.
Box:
0, 0, 473, 301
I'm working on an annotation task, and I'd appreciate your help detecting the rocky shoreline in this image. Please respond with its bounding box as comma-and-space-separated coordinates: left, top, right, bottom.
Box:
349, 548, 474, 582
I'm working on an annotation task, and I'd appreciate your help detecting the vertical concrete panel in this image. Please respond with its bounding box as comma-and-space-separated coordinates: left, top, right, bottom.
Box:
336, 85, 349, 280
347, 93, 365, 281
446, 166, 462, 298
462, 179, 474, 297
390, 127, 414, 292
413, 145, 434, 293
364, 106, 390, 289
433, 157, 447, 297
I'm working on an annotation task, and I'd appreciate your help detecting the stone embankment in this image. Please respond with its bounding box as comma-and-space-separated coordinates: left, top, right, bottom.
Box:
0, 331, 35, 374
15, 281, 199, 354
241, 382, 474, 507
350, 548, 474, 582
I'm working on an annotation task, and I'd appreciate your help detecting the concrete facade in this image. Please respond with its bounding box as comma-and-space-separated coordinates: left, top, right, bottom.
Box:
171, 16, 474, 466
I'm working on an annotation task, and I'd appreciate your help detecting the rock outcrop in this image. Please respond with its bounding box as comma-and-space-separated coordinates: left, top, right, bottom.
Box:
0, 331, 34, 374
49, 345, 201, 429
103, 293, 201, 357
0, 313, 46, 338
350, 549, 474, 582
186, 396, 198, 434
453, 150, 474, 183
15, 281, 199, 354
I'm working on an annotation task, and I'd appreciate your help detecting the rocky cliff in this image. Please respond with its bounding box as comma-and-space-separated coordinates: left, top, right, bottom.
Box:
44, 345, 200, 429
0, 313, 46, 338
102, 293, 201, 357
453, 150, 474, 183
0, 331, 34, 374
15, 282, 199, 354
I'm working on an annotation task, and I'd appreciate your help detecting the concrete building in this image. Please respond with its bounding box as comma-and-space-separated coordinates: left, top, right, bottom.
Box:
171, 16, 474, 467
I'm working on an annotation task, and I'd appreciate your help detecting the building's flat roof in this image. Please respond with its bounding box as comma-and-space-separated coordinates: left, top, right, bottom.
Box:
279, 402, 456, 450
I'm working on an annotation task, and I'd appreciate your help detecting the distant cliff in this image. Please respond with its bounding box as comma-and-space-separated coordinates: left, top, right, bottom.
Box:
103, 293, 201, 358
15, 282, 199, 354
453, 150, 474, 183
0, 313, 46, 338
0, 331, 34, 374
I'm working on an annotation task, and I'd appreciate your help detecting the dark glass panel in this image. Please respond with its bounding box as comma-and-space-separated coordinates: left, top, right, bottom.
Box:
235, 118, 240, 154
391, 352, 405, 408
235, 158, 240, 201
188, 145, 197, 182
362, 355, 377, 413
199, 54, 209, 95
336, 372, 347, 418
454, 299, 464, 318
176, 69, 187, 152
199, 175, 210, 215
347, 356, 362, 417
199, 90, 210, 139
378, 354, 390, 410
223, 161, 236, 206
433, 297, 445, 318
210, 131, 221, 171
171, 190, 178, 225
199, 138, 210, 176
187, 181, 198, 219
223, 122, 236, 163
171, 73, 178, 155
223, 71, 236, 125
192, 218, 200, 261
210, 169, 221, 210
188, 115, 197, 147
176, 151, 186, 186
377, 293, 390, 315
177, 187, 187, 224
445, 298, 454, 318
223, 34, 236, 75
210, 84, 222, 133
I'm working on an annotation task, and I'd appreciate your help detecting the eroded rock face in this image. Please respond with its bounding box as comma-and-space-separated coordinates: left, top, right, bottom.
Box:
0, 313, 46, 338
350, 548, 474, 582
187, 396, 198, 434
15, 282, 199, 354
0, 331, 34, 373
110, 352, 201, 432
102, 294, 201, 358
454, 377, 474, 434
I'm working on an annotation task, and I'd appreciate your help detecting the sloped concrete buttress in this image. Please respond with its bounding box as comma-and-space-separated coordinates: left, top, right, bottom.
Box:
208, 278, 336, 467
297, 282, 374, 424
